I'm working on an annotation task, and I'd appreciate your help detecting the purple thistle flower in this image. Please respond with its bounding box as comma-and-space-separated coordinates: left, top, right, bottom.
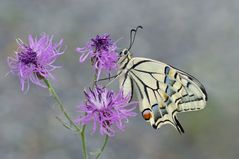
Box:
7, 33, 64, 91
76, 34, 118, 80
75, 86, 137, 136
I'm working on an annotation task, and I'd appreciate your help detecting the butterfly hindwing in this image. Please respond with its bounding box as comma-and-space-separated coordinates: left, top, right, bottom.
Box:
173, 69, 207, 112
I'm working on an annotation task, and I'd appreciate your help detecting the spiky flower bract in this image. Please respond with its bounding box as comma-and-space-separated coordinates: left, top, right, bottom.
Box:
8, 34, 64, 91
76, 86, 136, 136
76, 34, 118, 80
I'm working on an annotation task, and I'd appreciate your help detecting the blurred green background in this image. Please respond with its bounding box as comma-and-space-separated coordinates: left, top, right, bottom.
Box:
0, 0, 238, 159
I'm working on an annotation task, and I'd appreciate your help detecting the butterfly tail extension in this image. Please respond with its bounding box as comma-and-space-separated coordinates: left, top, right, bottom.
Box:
174, 116, 185, 134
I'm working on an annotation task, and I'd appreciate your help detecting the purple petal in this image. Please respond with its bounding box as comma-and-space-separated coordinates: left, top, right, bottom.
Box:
79, 52, 90, 63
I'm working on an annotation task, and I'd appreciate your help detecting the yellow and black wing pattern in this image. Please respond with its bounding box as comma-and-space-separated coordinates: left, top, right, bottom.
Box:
119, 57, 208, 133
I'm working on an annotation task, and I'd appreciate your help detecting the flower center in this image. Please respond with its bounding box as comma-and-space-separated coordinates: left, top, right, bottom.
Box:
91, 35, 112, 52
18, 47, 38, 65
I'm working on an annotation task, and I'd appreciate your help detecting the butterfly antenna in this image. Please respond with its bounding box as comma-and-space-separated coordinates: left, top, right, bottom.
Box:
128, 25, 143, 51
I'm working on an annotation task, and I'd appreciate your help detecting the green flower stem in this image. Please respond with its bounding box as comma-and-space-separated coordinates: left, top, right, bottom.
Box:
43, 79, 88, 159
81, 125, 88, 159
43, 79, 81, 131
96, 135, 109, 159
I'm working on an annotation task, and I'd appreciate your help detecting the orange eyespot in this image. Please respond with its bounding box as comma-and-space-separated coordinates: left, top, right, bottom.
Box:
142, 110, 152, 120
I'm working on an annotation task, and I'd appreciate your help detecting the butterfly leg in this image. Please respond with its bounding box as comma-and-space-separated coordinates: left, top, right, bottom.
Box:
95, 71, 123, 86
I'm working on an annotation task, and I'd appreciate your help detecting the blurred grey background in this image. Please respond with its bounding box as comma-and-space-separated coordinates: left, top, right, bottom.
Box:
0, 0, 239, 159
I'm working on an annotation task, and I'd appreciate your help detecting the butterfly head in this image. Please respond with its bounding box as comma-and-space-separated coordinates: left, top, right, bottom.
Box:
118, 48, 132, 69
119, 48, 132, 58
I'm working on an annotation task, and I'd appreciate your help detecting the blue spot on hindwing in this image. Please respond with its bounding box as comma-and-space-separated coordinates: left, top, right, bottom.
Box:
166, 86, 176, 96
165, 76, 176, 86
152, 104, 162, 122
165, 66, 170, 75
161, 107, 168, 116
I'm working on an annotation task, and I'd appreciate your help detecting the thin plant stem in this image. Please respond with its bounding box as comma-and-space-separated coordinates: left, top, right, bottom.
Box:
81, 125, 88, 159
96, 135, 109, 159
43, 79, 88, 159
43, 78, 81, 132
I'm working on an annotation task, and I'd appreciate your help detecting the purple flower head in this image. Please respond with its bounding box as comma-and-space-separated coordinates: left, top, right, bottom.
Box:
91, 34, 113, 52
76, 34, 118, 80
75, 86, 137, 136
7, 33, 64, 91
